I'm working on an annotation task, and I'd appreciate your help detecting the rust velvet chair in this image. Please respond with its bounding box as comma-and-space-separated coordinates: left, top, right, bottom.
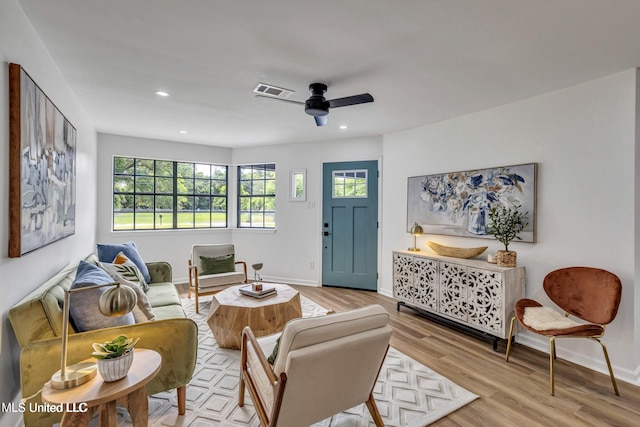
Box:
505, 267, 622, 396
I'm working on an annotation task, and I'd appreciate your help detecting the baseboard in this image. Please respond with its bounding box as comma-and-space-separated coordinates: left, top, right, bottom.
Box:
514, 333, 640, 386
173, 275, 319, 287
378, 288, 393, 298
261, 275, 319, 287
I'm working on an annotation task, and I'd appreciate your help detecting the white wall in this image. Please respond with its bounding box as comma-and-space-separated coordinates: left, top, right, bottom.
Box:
381, 70, 639, 384
232, 136, 382, 285
0, 0, 98, 423
96, 134, 234, 282
96, 133, 382, 285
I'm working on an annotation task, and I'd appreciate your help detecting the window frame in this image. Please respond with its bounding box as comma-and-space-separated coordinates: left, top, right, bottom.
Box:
289, 168, 306, 201
112, 156, 228, 231
237, 163, 276, 229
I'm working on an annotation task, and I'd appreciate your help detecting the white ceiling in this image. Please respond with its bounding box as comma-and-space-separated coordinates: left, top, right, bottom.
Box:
17, 0, 640, 147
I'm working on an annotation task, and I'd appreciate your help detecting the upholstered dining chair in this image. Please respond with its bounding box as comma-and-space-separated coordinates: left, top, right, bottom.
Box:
239, 304, 392, 427
505, 266, 622, 396
188, 244, 248, 313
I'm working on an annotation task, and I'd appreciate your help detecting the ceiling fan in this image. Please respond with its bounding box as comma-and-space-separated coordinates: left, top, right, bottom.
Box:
255, 83, 374, 126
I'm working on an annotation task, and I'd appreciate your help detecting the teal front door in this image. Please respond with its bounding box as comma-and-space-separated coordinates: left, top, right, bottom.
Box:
322, 160, 378, 290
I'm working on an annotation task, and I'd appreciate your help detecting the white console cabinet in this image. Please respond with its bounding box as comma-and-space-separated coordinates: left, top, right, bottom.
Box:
393, 250, 525, 349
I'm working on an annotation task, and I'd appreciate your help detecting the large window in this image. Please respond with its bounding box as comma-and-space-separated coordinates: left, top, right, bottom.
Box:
113, 157, 228, 230
237, 163, 276, 228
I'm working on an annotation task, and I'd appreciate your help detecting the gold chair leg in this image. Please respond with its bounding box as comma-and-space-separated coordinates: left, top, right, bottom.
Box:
596, 338, 620, 396
505, 316, 516, 362
549, 337, 556, 396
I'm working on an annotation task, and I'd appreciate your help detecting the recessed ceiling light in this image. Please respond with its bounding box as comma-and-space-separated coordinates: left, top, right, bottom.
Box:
155, 90, 170, 97
179, 130, 187, 134
339, 125, 348, 130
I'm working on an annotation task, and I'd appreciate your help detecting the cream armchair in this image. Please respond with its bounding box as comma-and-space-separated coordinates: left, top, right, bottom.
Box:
188, 244, 248, 313
239, 304, 392, 427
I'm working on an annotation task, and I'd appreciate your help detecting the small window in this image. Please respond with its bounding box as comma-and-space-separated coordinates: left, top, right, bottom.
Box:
289, 169, 306, 201
332, 170, 367, 198
238, 163, 276, 228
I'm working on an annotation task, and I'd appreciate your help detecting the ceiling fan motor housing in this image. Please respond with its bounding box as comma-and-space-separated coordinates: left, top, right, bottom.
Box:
305, 83, 330, 116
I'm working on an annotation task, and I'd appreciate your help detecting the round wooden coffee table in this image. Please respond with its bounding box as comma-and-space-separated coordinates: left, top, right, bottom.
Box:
207, 283, 302, 349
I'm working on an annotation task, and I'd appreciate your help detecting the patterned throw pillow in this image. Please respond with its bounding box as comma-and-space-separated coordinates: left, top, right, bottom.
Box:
200, 254, 235, 275
99, 252, 148, 291
97, 241, 151, 283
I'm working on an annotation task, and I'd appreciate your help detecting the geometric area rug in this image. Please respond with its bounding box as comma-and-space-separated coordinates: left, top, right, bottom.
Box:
116, 295, 478, 427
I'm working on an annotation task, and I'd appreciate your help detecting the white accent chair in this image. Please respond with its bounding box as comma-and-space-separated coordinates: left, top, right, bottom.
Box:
239, 304, 392, 427
188, 244, 248, 313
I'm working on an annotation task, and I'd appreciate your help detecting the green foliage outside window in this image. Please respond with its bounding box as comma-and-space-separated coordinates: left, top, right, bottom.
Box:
237, 164, 276, 228
113, 156, 228, 230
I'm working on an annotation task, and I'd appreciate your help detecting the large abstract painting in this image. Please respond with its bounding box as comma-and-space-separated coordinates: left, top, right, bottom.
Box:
9, 64, 76, 257
407, 163, 536, 242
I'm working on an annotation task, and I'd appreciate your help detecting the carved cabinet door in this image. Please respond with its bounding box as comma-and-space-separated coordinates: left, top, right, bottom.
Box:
438, 262, 468, 321
466, 267, 503, 334
413, 257, 438, 311
393, 253, 414, 303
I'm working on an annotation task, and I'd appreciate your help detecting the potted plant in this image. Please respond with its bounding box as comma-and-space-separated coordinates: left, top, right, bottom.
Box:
487, 204, 528, 267
92, 334, 139, 382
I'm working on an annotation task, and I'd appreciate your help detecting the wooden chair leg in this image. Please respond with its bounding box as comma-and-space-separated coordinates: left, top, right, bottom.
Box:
195, 292, 200, 314
505, 316, 516, 362
177, 386, 186, 415
238, 374, 246, 407
365, 394, 385, 427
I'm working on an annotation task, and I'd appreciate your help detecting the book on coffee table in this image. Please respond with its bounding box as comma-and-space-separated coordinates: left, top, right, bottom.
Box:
239, 284, 277, 298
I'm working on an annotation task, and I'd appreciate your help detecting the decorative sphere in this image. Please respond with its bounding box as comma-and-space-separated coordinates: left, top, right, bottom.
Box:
98, 285, 137, 317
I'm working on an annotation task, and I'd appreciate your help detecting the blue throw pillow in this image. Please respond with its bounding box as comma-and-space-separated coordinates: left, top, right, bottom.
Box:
97, 241, 151, 283
69, 261, 135, 332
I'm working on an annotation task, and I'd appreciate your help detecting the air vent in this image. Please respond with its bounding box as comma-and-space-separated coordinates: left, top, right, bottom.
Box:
253, 83, 295, 99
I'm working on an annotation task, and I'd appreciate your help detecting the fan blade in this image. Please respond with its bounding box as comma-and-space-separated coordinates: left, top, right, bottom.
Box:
314, 115, 328, 126
255, 94, 305, 105
328, 93, 374, 108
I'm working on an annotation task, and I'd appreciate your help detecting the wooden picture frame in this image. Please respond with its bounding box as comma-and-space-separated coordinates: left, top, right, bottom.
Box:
9, 63, 77, 257
407, 163, 537, 242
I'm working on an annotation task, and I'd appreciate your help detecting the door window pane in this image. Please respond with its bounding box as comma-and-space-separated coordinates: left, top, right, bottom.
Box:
332, 170, 368, 198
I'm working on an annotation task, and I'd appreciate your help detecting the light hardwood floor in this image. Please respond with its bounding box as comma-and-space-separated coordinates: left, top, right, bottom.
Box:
179, 284, 640, 426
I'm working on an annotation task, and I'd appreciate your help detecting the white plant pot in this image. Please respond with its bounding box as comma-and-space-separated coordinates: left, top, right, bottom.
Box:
98, 349, 134, 382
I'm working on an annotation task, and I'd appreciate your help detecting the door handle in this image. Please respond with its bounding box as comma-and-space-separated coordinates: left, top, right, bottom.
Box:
323, 231, 331, 236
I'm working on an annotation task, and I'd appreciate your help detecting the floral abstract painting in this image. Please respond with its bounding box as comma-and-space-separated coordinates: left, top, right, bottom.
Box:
407, 163, 536, 242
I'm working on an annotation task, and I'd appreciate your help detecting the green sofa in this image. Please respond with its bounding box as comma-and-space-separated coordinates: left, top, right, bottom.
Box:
8, 254, 198, 427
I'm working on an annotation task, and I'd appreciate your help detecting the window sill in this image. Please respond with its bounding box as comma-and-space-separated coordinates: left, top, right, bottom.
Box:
231, 228, 277, 235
